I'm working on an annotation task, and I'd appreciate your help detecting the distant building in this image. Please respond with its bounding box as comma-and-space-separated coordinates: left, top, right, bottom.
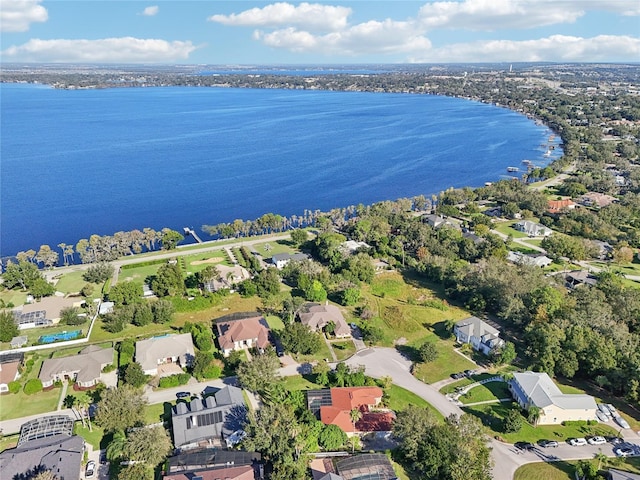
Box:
202, 265, 250, 292
271, 252, 309, 269
514, 220, 553, 237
509, 371, 597, 425
135, 333, 195, 376
171, 386, 246, 448
565, 270, 598, 289
579, 192, 617, 209
339, 240, 371, 256
454, 317, 504, 355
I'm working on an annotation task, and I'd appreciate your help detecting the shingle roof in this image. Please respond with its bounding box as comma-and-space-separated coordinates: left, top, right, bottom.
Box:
39, 345, 113, 385
299, 303, 351, 337
215, 315, 271, 351
135, 333, 195, 372
455, 316, 500, 339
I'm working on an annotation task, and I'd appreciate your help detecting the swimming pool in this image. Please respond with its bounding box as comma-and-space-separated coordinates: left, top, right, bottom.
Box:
38, 330, 82, 344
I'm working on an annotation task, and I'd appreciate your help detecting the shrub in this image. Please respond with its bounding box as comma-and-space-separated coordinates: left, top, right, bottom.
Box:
8, 381, 21, 394
158, 373, 191, 388
23, 378, 43, 395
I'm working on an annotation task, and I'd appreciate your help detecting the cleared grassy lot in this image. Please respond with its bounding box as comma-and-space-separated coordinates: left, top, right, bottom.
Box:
515, 459, 640, 480
117, 262, 163, 286
183, 250, 231, 274
253, 239, 298, 257
51, 270, 91, 293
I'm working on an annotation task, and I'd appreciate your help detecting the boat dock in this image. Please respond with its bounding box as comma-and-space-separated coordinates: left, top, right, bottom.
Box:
183, 227, 203, 243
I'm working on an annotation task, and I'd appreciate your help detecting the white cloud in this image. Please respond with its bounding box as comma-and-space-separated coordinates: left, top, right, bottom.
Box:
408, 35, 640, 63
1, 37, 200, 63
141, 5, 159, 17
209, 2, 351, 32
0, 0, 48, 32
417, 0, 639, 31
257, 19, 431, 56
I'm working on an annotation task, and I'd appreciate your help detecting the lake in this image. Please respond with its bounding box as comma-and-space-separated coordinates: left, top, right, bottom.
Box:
0, 83, 561, 258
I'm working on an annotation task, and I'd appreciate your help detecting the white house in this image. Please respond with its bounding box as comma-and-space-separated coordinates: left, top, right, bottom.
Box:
509, 371, 598, 425
454, 316, 504, 355
506, 251, 553, 268
514, 220, 553, 237
271, 252, 309, 269
135, 333, 195, 376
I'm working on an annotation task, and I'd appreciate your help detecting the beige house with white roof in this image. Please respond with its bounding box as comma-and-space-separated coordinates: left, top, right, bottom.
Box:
135, 333, 195, 376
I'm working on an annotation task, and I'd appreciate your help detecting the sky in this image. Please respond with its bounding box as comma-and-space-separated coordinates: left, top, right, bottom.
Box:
0, 0, 639, 64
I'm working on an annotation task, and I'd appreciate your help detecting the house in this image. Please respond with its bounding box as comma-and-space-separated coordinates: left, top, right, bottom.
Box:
0, 415, 83, 480
165, 449, 261, 479
298, 303, 351, 338
171, 385, 246, 448
271, 252, 309, 269
579, 192, 618, 209
215, 312, 271, 357
514, 220, 553, 237
135, 333, 195, 376
202, 265, 250, 292
334, 454, 397, 480
0, 352, 23, 393
423, 213, 453, 229
506, 251, 553, 268
339, 240, 371, 256
454, 317, 504, 355
462, 229, 484, 245
509, 371, 597, 425
98, 301, 114, 315
565, 270, 598, 289
306, 387, 394, 434
12, 295, 83, 330
547, 199, 577, 214
39, 345, 114, 388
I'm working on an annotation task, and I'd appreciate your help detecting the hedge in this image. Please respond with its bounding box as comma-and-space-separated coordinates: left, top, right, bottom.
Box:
8, 381, 21, 394
23, 378, 43, 395
158, 373, 191, 388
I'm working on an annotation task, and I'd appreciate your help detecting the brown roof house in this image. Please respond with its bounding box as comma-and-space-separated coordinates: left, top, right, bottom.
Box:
298, 303, 351, 338
136, 333, 195, 376
215, 312, 271, 357
307, 387, 394, 435
0, 353, 23, 393
39, 345, 114, 388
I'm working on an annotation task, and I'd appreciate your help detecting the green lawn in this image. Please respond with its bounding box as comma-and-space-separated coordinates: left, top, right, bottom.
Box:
520, 238, 544, 247
462, 402, 619, 444
493, 222, 528, 239
0, 289, 28, 308
117, 263, 163, 286
144, 402, 172, 425
385, 385, 443, 421
182, 251, 231, 274
89, 317, 174, 343
265, 314, 285, 331
53, 270, 93, 293
0, 385, 62, 421
514, 459, 640, 480
74, 422, 105, 450
592, 259, 640, 277
412, 342, 477, 384
0, 434, 19, 452
281, 374, 322, 391
253, 240, 297, 257
332, 340, 356, 361
458, 380, 511, 405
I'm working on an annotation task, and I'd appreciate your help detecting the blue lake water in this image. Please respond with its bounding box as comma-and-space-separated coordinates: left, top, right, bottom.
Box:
0, 83, 561, 258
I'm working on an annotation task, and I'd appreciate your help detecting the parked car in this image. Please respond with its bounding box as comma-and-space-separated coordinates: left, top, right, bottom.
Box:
613, 415, 631, 429
350, 323, 358, 329
451, 372, 465, 379
605, 403, 617, 415
225, 429, 246, 448
606, 436, 624, 445
85, 460, 96, 479
515, 442, 535, 451
587, 436, 606, 445
568, 438, 587, 446
464, 369, 477, 377
539, 440, 558, 448
595, 410, 609, 422
597, 404, 612, 416
614, 446, 635, 457
176, 391, 191, 399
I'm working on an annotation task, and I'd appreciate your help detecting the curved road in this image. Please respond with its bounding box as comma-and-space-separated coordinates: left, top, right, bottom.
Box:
344, 347, 639, 480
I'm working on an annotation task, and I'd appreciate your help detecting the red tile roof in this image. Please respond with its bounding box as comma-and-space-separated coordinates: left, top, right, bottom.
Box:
216, 316, 271, 351
164, 465, 254, 480
548, 199, 576, 214
319, 387, 388, 433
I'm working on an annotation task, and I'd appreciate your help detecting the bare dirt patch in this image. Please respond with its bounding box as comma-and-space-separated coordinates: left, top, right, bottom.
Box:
190, 257, 224, 266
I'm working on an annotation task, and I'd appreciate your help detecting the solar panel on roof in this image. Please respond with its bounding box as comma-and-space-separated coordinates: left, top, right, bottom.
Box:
306, 389, 333, 415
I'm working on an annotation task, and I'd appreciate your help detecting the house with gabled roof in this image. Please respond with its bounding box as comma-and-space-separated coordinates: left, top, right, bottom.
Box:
12, 295, 83, 330
271, 252, 309, 269
547, 199, 577, 214
135, 333, 195, 376
509, 371, 597, 425
454, 316, 504, 355
306, 387, 394, 435
39, 345, 113, 388
514, 220, 553, 237
298, 303, 351, 338
215, 312, 271, 357
0, 353, 23, 393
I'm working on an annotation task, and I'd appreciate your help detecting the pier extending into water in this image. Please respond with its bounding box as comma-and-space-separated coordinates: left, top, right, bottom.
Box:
183, 227, 203, 244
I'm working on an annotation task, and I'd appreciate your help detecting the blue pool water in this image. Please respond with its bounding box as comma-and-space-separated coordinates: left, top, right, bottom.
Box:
0, 83, 561, 257
39, 330, 82, 344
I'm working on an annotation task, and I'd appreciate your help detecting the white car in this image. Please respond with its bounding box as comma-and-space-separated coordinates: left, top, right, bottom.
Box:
587, 436, 606, 445
615, 446, 635, 457
225, 429, 246, 448
605, 403, 617, 415
85, 460, 96, 479
569, 438, 587, 446
595, 410, 609, 422
597, 404, 611, 417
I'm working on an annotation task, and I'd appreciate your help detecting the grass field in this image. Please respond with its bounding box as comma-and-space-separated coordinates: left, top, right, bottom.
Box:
51, 270, 91, 293
493, 222, 529, 239
0, 434, 19, 452
332, 340, 357, 361
183, 250, 231, 274
514, 458, 640, 480
0, 383, 61, 421
117, 263, 163, 286
462, 402, 619, 444
412, 343, 477, 384
458, 380, 511, 405
89, 317, 174, 343
0, 289, 28, 308
253, 239, 297, 257
385, 384, 443, 421
74, 423, 105, 450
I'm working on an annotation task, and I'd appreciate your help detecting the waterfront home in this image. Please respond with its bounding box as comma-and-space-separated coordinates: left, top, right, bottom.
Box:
12, 295, 83, 330
135, 333, 195, 376
271, 252, 310, 269
509, 371, 597, 425
202, 265, 250, 292
454, 317, 504, 355
215, 312, 271, 357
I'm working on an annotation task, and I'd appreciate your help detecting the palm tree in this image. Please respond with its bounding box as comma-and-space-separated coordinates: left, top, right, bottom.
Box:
63, 394, 83, 427
76, 392, 93, 431
527, 406, 541, 426
594, 451, 608, 471
106, 429, 127, 462
349, 408, 362, 452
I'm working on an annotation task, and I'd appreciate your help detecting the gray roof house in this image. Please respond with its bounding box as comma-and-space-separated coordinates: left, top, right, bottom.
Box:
136, 333, 195, 376
514, 220, 553, 237
0, 415, 83, 480
271, 252, 309, 269
298, 303, 351, 338
509, 371, 597, 425
171, 385, 246, 449
506, 251, 553, 268
39, 345, 114, 388
454, 316, 504, 355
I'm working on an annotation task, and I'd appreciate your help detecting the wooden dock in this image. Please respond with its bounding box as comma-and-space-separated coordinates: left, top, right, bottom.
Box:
183, 227, 203, 243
